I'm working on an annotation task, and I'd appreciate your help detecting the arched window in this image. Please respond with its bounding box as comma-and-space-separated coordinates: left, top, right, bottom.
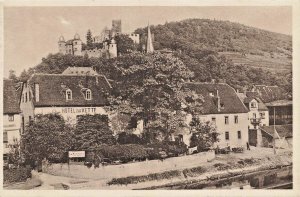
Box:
66, 89, 72, 101
85, 89, 92, 100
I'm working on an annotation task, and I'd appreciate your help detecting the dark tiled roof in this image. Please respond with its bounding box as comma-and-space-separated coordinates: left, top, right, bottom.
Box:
3, 79, 21, 114
261, 124, 292, 139
252, 85, 286, 103
28, 74, 111, 107
185, 82, 248, 114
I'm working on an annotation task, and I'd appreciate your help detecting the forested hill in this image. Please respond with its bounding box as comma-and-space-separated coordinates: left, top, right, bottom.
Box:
135, 19, 292, 71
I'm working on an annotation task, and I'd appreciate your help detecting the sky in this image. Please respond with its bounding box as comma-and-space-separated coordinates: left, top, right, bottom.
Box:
3, 6, 292, 77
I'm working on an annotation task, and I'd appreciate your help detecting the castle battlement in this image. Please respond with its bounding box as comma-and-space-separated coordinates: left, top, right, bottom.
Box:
58, 20, 139, 58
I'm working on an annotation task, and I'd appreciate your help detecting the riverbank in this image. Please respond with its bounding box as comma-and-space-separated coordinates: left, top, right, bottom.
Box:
106, 149, 292, 190
31, 146, 292, 190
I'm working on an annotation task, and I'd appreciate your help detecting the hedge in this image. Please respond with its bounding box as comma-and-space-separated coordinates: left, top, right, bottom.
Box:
94, 144, 148, 162
107, 170, 182, 185
3, 167, 32, 184
182, 166, 206, 178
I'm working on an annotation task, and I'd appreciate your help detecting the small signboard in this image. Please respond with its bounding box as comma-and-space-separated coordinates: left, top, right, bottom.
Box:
68, 151, 85, 158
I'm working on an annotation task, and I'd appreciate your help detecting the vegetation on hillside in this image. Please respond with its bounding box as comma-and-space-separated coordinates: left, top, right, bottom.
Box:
135, 18, 292, 57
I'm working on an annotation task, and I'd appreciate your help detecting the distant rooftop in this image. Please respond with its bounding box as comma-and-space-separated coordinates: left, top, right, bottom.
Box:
62, 67, 98, 76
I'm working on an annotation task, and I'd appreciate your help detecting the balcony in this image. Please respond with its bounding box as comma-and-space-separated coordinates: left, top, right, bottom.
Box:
250, 118, 261, 125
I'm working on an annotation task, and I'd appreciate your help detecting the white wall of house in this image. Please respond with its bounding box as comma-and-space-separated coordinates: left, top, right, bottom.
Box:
198, 113, 249, 148
3, 114, 21, 154
247, 99, 269, 129
20, 83, 35, 127
34, 106, 107, 125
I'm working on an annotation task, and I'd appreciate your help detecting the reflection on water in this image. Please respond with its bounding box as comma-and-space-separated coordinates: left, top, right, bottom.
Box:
175, 166, 292, 190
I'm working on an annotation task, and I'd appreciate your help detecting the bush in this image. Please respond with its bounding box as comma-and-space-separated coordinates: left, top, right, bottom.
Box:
3, 167, 31, 184
182, 166, 206, 178
107, 170, 181, 185
213, 163, 231, 171
93, 144, 148, 163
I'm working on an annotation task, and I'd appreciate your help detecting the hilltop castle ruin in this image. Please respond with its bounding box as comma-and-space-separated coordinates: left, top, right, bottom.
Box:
58, 20, 141, 58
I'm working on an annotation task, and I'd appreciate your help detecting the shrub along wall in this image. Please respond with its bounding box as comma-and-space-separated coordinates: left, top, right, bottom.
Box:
3, 167, 32, 184
91, 144, 148, 162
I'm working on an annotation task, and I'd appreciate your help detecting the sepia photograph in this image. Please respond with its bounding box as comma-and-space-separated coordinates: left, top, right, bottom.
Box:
1, 2, 298, 195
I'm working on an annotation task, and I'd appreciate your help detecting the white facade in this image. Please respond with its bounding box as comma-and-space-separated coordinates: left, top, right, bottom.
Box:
247, 99, 269, 129
3, 114, 21, 154
34, 106, 107, 125
198, 113, 249, 148
128, 33, 140, 44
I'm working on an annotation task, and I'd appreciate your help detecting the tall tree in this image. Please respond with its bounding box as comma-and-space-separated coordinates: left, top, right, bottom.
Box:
86, 29, 93, 48
74, 114, 116, 150
22, 113, 74, 164
115, 34, 135, 55
106, 52, 202, 143
189, 117, 219, 151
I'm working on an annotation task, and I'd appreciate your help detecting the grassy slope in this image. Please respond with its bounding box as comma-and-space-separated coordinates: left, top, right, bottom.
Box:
135, 18, 292, 72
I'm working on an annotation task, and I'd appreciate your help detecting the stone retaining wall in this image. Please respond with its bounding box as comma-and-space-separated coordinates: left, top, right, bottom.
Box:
43, 151, 215, 180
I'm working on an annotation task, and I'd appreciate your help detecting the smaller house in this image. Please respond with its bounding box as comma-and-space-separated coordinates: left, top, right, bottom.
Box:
261, 124, 292, 149
182, 82, 249, 148
3, 79, 22, 164
237, 93, 269, 147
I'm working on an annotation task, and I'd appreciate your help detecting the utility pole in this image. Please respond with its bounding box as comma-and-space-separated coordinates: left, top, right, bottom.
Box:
273, 107, 276, 155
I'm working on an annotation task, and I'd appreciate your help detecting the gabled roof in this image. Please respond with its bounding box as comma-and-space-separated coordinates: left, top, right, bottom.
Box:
261, 124, 292, 139
3, 79, 21, 114
27, 74, 111, 107
238, 93, 268, 111
251, 85, 286, 103
185, 82, 248, 114
62, 67, 98, 76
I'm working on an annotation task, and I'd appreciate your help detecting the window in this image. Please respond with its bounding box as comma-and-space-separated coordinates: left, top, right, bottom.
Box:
234, 116, 238, 124
8, 115, 14, 122
3, 131, 8, 143
85, 89, 92, 100
29, 92, 31, 101
212, 117, 216, 123
25, 92, 28, 102
225, 131, 229, 140
237, 131, 241, 139
66, 89, 72, 100
253, 113, 256, 119
225, 116, 229, 124
260, 112, 265, 119
29, 116, 32, 125
250, 102, 256, 108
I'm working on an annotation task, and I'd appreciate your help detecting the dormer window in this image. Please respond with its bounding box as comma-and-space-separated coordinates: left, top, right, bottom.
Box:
85, 89, 92, 100
250, 102, 256, 108
66, 89, 72, 101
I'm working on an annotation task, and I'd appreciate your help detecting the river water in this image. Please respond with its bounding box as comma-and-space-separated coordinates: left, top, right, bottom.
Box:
157, 166, 292, 190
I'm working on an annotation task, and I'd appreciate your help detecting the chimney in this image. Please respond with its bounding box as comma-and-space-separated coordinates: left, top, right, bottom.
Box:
216, 90, 221, 112
35, 83, 40, 102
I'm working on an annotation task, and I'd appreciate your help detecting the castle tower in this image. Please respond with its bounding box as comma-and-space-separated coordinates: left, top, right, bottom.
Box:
58, 35, 66, 54
109, 38, 117, 58
73, 33, 82, 56
112, 20, 122, 36
146, 23, 154, 53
